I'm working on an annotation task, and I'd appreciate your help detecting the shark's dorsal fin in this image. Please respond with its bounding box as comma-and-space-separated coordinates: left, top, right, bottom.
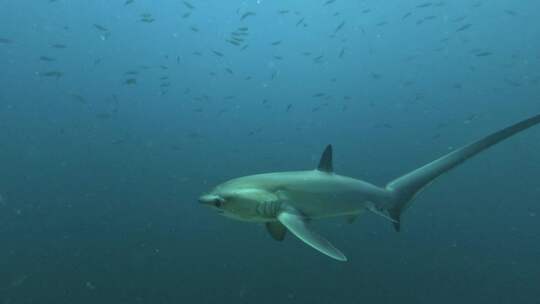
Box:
317, 144, 333, 173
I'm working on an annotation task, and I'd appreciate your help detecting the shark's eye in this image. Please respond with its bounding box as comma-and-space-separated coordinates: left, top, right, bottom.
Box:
213, 199, 223, 208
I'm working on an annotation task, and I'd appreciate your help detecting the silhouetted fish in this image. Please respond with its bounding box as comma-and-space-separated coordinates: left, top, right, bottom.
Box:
183, 1, 195, 9
39, 56, 55, 62
93, 24, 109, 32
0, 38, 13, 44
456, 24, 472, 32
241, 12, 256, 20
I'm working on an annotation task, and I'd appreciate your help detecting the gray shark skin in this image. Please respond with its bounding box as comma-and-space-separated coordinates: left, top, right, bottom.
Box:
199, 114, 540, 261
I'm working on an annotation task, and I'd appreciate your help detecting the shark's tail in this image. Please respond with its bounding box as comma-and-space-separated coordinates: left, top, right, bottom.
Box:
385, 113, 540, 232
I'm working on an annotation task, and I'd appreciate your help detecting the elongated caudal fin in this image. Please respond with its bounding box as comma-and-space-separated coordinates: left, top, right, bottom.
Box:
386, 113, 540, 231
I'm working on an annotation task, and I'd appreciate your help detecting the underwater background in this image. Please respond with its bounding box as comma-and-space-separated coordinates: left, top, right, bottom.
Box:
1, 0, 540, 303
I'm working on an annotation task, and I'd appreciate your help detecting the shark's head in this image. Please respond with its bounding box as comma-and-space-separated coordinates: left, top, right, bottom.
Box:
198, 184, 275, 222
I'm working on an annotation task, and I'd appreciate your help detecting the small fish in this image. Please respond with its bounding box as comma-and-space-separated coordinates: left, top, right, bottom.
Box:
51, 44, 67, 49
504, 9, 517, 16
452, 16, 467, 23
226, 39, 241, 46
371, 72, 381, 79
40, 71, 64, 79
334, 21, 345, 33
373, 122, 393, 129
323, 0, 336, 5
463, 114, 479, 124
475, 51, 492, 57
96, 112, 112, 120
93, 24, 109, 32
212, 50, 224, 57
241, 12, 256, 21
140, 17, 155, 23
278, 10, 290, 14
271, 40, 282, 46
504, 78, 521, 87
286, 104, 293, 111
237, 27, 249, 31
313, 93, 325, 97
112, 139, 126, 145
296, 18, 305, 26
39, 56, 55, 62
183, 1, 195, 9
231, 31, 247, 37
190, 26, 199, 32
124, 0, 134, 5
273, 55, 283, 60
182, 12, 191, 18
416, 2, 433, 8
124, 78, 137, 85
456, 24, 472, 32
0, 38, 13, 44
402, 12, 412, 19
231, 37, 244, 42
225, 68, 233, 74
472, 1, 482, 8
338, 48, 345, 58
70, 94, 87, 103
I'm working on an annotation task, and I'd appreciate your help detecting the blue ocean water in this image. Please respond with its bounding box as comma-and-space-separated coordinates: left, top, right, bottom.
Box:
1, 0, 539, 303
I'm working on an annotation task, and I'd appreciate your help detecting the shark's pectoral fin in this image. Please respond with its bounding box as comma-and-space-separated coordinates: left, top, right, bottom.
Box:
277, 208, 347, 262
265, 222, 287, 241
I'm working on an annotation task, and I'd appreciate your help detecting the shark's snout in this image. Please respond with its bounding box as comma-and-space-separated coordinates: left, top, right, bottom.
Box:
198, 194, 223, 207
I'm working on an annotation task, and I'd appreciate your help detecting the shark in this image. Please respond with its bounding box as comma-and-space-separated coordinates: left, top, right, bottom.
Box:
199, 113, 540, 261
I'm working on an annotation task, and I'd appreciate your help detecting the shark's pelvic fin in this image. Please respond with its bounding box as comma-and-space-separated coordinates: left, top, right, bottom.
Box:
277, 207, 347, 262
317, 144, 333, 173
386, 113, 540, 231
265, 222, 287, 241
366, 203, 399, 224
